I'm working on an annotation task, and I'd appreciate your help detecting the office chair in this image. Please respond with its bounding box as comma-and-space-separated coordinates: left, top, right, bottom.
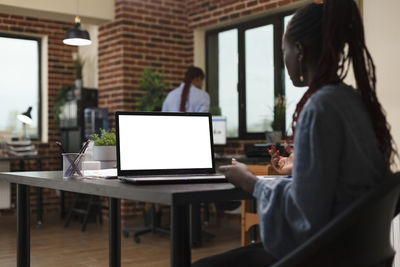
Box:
64, 193, 107, 232
272, 172, 400, 267
123, 203, 170, 243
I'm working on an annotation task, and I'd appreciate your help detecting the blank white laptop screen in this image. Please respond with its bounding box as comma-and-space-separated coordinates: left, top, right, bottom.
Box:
118, 113, 214, 173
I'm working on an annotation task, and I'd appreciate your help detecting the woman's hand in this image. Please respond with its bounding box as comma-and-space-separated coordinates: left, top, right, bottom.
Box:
269, 141, 293, 175
218, 158, 259, 194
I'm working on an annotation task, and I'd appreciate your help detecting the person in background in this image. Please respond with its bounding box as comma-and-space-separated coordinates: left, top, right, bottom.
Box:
192, 0, 397, 266
162, 66, 210, 112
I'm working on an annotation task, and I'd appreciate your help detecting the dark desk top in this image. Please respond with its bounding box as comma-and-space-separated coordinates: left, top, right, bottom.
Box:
0, 171, 253, 205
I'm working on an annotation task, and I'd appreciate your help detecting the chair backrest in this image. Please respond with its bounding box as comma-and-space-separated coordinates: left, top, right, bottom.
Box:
272, 172, 400, 267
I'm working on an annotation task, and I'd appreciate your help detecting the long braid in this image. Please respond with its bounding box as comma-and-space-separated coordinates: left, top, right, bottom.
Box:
180, 66, 204, 112
287, 0, 397, 167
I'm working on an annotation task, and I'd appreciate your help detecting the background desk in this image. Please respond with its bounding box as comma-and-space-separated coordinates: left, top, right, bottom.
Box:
0, 156, 58, 226
0, 171, 252, 267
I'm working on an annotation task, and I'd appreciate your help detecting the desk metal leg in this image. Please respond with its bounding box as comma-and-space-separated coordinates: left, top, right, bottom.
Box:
171, 205, 190, 267
190, 204, 202, 247
36, 187, 42, 226
60, 191, 65, 219
36, 159, 42, 227
250, 199, 258, 243
109, 198, 120, 267
17, 184, 30, 267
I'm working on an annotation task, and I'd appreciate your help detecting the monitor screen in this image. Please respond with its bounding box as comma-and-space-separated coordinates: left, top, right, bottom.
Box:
117, 113, 214, 173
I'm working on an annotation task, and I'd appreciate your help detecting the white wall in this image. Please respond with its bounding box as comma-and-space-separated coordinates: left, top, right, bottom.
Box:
363, 1, 400, 265
0, 0, 114, 24
78, 24, 98, 89
363, 0, 400, 170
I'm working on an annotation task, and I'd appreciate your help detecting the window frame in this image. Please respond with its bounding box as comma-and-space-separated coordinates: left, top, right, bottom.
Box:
0, 32, 42, 140
206, 9, 295, 140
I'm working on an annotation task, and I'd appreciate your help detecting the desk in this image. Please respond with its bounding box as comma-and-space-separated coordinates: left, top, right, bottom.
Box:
0, 156, 57, 226
0, 171, 252, 267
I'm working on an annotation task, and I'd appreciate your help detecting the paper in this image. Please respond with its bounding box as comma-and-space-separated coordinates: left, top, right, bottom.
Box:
83, 168, 117, 179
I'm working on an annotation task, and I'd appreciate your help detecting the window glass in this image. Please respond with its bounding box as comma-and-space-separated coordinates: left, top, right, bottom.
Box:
218, 29, 239, 138
245, 24, 274, 133
0, 36, 40, 139
207, 11, 297, 139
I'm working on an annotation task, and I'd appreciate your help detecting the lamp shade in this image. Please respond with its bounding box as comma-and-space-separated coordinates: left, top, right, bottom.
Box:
17, 106, 33, 125
63, 22, 92, 46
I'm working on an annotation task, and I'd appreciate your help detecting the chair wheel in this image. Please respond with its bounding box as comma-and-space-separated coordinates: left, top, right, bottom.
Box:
134, 236, 141, 243
123, 231, 129, 238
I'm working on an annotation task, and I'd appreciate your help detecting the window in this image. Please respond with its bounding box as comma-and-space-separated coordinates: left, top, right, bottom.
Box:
0, 34, 41, 140
207, 11, 305, 139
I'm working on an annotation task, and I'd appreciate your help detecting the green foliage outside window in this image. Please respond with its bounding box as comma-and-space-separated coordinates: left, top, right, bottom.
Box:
271, 96, 286, 132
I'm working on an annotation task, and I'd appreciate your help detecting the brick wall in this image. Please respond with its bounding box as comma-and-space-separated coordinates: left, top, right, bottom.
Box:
0, 14, 77, 216
186, 0, 302, 29
98, 0, 192, 120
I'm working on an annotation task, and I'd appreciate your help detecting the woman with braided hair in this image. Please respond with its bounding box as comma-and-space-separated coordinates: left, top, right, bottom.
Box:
192, 0, 397, 266
162, 66, 210, 112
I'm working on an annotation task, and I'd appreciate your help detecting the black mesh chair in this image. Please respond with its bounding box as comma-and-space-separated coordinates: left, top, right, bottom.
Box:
123, 203, 170, 243
272, 172, 400, 267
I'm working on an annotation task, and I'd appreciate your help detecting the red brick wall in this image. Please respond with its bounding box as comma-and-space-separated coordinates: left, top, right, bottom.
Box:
98, 0, 192, 119
186, 0, 302, 29
0, 14, 77, 216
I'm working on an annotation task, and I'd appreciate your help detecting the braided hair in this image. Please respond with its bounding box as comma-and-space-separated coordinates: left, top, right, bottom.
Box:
286, 0, 397, 167
180, 66, 204, 112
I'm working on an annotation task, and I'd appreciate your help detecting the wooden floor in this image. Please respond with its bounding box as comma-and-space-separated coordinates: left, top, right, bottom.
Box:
0, 213, 241, 267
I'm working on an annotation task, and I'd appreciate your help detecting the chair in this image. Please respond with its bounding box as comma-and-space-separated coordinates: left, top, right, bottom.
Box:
123, 203, 170, 243
241, 164, 278, 246
272, 172, 400, 267
64, 194, 107, 232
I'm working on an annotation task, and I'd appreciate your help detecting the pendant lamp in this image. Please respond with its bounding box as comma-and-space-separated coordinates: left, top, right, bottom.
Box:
63, 0, 92, 46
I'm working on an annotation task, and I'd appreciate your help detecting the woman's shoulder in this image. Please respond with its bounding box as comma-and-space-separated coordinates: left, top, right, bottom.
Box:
308, 83, 360, 109
190, 85, 210, 97
314, 83, 356, 99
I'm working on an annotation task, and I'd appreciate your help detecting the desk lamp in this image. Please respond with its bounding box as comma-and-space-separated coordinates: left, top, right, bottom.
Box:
17, 107, 33, 139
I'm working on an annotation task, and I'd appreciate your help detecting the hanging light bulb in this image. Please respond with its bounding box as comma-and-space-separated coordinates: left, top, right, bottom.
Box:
63, 0, 92, 46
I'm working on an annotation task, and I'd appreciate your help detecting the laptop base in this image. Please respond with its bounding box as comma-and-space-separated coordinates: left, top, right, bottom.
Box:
119, 174, 227, 185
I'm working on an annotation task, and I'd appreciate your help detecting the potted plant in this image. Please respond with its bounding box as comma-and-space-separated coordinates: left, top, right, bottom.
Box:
90, 129, 117, 168
53, 85, 73, 122
136, 69, 166, 111
73, 53, 84, 98
267, 96, 286, 143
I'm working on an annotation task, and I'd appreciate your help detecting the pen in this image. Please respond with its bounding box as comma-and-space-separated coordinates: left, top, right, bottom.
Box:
55, 141, 66, 153
57, 141, 83, 176
65, 140, 90, 176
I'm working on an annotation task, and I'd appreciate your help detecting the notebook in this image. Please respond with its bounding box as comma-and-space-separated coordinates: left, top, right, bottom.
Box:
116, 111, 226, 184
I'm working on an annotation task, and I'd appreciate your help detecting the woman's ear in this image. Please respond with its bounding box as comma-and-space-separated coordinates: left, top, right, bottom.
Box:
295, 41, 304, 62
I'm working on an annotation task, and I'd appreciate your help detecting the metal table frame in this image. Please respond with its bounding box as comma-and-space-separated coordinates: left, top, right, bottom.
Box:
1, 171, 252, 267
0, 156, 58, 226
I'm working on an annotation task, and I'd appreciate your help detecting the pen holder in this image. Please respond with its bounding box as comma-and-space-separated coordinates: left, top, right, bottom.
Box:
62, 153, 85, 178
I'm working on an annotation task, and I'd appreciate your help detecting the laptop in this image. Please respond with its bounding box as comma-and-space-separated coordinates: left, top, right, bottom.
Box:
116, 111, 226, 184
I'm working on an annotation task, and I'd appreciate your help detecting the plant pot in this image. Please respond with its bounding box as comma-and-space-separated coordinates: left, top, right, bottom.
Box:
93, 145, 116, 164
